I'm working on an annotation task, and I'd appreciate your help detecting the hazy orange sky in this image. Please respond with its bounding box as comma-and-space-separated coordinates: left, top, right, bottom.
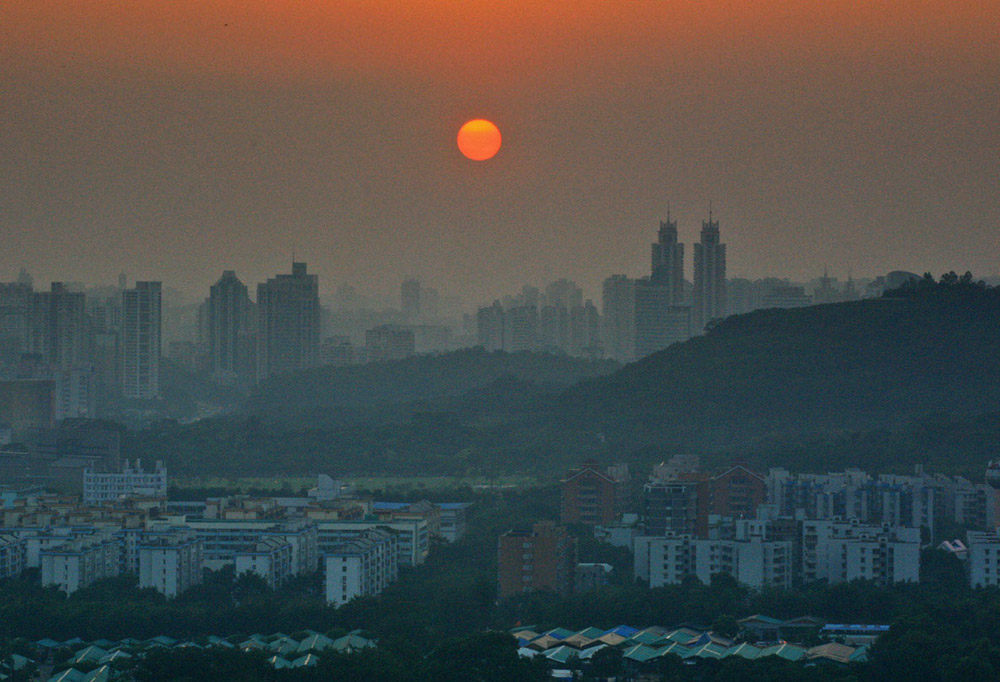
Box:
2, 1, 998, 304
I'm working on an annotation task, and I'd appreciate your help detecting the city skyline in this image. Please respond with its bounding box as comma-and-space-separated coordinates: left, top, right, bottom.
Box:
2, 2, 998, 304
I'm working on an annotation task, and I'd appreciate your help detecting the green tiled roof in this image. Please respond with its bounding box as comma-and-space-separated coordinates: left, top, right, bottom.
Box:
623, 644, 660, 662
759, 643, 806, 661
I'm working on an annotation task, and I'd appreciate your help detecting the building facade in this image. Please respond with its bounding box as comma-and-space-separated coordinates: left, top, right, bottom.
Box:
497, 521, 577, 599
561, 463, 626, 526
208, 270, 254, 385
650, 217, 685, 304
83, 459, 168, 505
256, 263, 320, 380
323, 528, 398, 606
692, 216, 727, 331
121, 281, 162, 400
138, 532, 204, 598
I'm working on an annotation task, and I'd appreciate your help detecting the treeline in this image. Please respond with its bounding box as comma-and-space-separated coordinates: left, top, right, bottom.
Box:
244, 348, 619, 427
0, 488, 987, 646
3, 487, 1000, 682
123, 277, 1000, 479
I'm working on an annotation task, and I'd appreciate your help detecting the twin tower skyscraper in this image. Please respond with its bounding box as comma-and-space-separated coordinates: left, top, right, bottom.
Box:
650, 212, 728, 332
602, 212, 728, 364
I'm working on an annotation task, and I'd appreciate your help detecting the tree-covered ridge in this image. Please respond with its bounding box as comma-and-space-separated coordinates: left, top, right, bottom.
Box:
243, 348, 618, 427
559, 273, 1000, 447
126, 275, 1000, 478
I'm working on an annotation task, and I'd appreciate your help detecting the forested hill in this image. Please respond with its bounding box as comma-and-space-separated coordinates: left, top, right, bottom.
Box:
128, 279, 1000, 478
243, 348, 619, 426
555, 279, 1000, 449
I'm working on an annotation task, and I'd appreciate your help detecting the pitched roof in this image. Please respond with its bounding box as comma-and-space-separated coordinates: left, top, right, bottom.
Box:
806, 643, 857, 665
292, 654, 320, 668
623, 644, 661, 662
738, 615, 785, 626
544, 646, 578, 664
759, 643, 806, 661
297, 634, 336, 653
726, 643, 762, 659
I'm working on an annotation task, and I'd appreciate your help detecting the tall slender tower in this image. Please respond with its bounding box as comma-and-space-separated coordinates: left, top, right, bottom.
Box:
121, 281, 162, 400
256, 263, 320, 380
650, 212, 685, 305
209, 271, 253, 384
33, 282, 87, 369
693, 212, 727, 331
401, 279, 421, 320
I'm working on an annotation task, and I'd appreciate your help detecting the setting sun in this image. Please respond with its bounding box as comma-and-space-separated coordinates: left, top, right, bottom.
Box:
457, 119, 502, 161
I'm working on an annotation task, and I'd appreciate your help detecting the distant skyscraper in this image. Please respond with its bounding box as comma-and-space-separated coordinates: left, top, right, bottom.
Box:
209, 270, 253, 385
693, 214, 727, 331
545, 279, 583, 309
601, 275, 636, 363
365, 325, 415, 362
121, 281, 162, 400
401, 279, 421, 319
256, 263, 320, 380
476, 301, 505, 352
569, 301, 601, 357
539, 305, 569, 352
650, 216, 685, 305
633, 279, 691, 359
33, 282, 87, 370
0, 281, 35, 366
502, 306, 539, 352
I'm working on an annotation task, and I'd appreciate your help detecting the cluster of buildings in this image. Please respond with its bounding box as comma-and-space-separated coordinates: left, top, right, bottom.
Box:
0, 473, 470, 606
2, 223, 898, 430
11, 630, 377, 682
512, 619, 872, 674
0, 266, 447, 428
552, 456, 1000, 591
0, 420, 124, 496
476, 215, 866, 363
475, 280, 602, 357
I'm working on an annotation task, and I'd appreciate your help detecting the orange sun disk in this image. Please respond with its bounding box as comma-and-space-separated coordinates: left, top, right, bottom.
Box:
457, 119, 502, 161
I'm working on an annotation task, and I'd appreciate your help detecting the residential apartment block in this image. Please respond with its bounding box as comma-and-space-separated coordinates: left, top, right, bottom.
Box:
83, 459, 167, 505
235, 537, 294, 588
40, 533, 121, 594
138, 532, 204, 598
561, 462, 628, 526
323, 529, 398, 606
965, 530, 1000, 588
498, 521, 577, 599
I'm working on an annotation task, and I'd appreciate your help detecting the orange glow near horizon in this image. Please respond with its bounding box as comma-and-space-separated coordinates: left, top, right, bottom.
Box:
457, 119, 502, 161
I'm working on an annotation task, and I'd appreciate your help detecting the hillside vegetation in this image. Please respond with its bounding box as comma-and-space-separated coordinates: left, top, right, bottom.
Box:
127, 275, 1000, 478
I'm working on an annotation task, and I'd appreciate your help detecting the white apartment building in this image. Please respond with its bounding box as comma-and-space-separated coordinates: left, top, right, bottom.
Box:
801, 520, 920, 585
40, 533, 121, 594
634, 534, 792, 589
438, 503, 471, 543
323, 529, 398, 606
234, 537, 294, 588
138, 532, 204, 598
83, 459, 168, 505
317, 519, 428, 566
0, 534, 25, 579
966, 531, 1000, 588
146, 518, 318, 574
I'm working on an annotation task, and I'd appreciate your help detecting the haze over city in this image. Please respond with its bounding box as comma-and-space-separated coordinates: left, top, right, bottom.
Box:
3, 1, 998, 303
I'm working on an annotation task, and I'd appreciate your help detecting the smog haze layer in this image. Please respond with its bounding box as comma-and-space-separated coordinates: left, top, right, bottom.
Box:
2, 1, 998, 302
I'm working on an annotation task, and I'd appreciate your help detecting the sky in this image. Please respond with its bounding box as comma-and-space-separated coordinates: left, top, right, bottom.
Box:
2, 1, 998, 306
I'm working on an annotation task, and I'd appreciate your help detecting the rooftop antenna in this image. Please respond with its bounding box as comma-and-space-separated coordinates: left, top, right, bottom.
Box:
709, 200, 713, 223
667, 201, 671, 223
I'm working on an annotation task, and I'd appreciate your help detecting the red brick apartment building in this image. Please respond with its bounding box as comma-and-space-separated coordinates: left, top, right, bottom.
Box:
561, 462, 628, 525
497, 521, 577, 599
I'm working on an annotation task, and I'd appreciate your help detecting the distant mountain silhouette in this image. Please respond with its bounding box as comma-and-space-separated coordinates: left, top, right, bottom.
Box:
130, 278, 1000, 478
556, 279, 1000, 450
